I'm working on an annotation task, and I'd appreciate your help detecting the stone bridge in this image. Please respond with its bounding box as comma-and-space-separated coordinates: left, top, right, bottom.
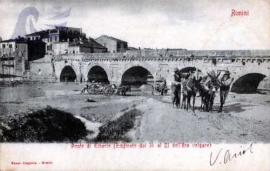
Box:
53, 49, 270, 92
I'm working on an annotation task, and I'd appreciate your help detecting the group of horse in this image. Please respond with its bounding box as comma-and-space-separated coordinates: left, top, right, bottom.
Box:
180, 72, 223, 112
81, 83, 131, 96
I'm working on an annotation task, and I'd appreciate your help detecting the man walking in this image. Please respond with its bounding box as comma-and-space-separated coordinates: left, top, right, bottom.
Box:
218, 71, 234, 113
171, 68, 181, 108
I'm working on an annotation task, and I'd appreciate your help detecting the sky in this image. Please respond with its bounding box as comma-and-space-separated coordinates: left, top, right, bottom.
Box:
0, 0, 269, 50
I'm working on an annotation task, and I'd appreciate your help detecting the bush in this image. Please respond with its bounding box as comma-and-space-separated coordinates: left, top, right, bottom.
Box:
95, 109, 141, 142
0, 106, 87, 142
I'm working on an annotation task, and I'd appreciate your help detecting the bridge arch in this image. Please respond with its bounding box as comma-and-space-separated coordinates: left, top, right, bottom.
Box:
119, 62, 157, 85
179, 67, 202, 77
121, 66, 154, 86
230, 65, 269, 93
179, 66, 201, 73
87, 65, 109, 83
84, 63, 110, 83
179, 66, 202, 73
60, 66, 77, 82
231, 73, 267, 93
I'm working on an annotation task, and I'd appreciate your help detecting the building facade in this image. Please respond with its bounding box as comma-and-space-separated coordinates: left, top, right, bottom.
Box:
0, 39, 46, 80
52, 42, 69, 55
95, 35, 128, 53
0, 41, 27, 80
0, 40, 16, 57
25, 27, 107, 56
68, 38, 107, 54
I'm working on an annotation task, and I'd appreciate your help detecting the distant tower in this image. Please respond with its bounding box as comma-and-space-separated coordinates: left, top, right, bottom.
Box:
0, 37, 2, 42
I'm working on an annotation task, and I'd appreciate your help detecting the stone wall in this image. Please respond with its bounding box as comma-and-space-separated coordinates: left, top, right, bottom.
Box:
28, 61, 56, 82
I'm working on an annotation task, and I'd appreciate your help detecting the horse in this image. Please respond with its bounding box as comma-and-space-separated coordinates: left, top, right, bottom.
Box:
115, 85, 131, 96
200, 72, 221, 112
122, 85, 131, 95
195, 76, 209, 112
181, 76, 202, 112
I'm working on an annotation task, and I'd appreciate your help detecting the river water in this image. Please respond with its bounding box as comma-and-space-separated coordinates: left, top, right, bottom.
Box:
0, 82, 86, 121
0, 82, 84, 103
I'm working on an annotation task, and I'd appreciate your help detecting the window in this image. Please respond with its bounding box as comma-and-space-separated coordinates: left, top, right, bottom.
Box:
50, 37, 52, 42
2, 44, 5, 48
36, 37, 39, 41
9, 44, 12, 48
47, 45, 52, 51
16, 45, 18, 48
55, 36, 57, 42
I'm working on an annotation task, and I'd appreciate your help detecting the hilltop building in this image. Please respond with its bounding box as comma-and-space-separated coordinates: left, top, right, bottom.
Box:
95, 35, 128, 53
26, 26, 107, 55
25, 26, 84, 55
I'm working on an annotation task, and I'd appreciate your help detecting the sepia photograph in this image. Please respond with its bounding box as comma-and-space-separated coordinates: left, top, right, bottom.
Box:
0, 0, 270, 170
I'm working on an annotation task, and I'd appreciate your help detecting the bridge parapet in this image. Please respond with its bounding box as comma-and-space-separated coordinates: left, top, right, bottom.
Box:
55, 54, 270, 65
52, 49, 270, 61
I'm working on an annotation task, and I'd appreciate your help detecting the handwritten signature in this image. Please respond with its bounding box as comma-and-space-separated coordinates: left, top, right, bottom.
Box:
210, 142, 253, 166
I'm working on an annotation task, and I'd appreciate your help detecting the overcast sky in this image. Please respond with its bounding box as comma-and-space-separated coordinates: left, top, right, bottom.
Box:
0, 0, 269, 50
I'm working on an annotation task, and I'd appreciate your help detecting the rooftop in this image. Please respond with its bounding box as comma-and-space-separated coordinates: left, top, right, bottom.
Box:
25, 27, 83, 38
0, 38, 45, 44
69, 38, 107, 49
0, 39, 17, 43
96, 35, 127, 43
25, 30, 50, 38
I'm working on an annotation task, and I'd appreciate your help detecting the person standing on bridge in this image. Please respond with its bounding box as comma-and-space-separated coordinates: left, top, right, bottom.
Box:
218, 70, 234, 113
171, 68, 182, 108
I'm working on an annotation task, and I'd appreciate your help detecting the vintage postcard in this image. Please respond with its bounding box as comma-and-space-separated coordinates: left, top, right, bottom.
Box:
0, 0, 270, 170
